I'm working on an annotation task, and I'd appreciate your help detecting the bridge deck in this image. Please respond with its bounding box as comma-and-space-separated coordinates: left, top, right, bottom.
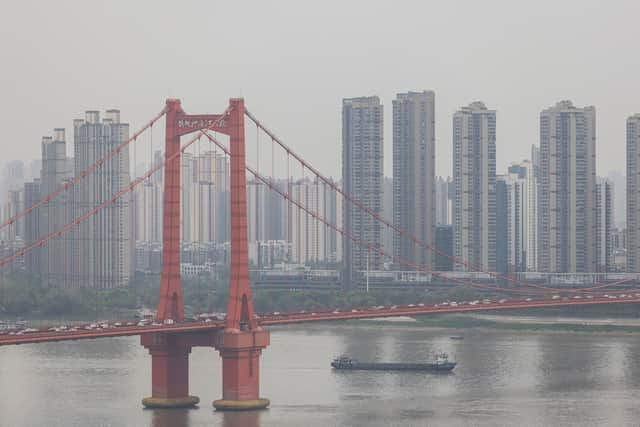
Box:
1, 296, 638, 346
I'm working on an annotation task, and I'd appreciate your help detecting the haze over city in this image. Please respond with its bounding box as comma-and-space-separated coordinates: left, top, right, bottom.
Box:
1, 0, 639, 180
2, 1, 640, 426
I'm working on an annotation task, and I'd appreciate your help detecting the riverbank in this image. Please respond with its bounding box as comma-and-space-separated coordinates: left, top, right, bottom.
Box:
353, 313, 640, 334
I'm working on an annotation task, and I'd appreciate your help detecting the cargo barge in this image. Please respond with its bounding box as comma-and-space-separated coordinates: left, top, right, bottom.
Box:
331, 353, 456, 372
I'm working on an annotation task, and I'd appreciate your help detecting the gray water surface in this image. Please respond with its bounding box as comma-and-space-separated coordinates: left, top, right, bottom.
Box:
1, 322, 639, 427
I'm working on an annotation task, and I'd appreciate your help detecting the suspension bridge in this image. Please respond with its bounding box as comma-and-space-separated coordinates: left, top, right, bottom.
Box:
0, 98, 638, 410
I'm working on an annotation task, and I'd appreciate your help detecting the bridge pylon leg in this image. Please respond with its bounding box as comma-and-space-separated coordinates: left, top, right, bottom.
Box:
213, 329, 270, 410
141, 334, 199, 408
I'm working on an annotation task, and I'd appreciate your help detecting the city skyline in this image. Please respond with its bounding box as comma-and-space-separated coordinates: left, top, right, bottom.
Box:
1, 95, 636, 185
3, 2, 640, 424
0, 98, 625, 273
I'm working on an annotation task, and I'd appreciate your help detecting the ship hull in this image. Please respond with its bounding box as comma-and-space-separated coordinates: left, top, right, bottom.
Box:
331, 362, 456, 372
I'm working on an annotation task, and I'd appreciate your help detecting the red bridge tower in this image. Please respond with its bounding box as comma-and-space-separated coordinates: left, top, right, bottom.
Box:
142, 98, 269, 410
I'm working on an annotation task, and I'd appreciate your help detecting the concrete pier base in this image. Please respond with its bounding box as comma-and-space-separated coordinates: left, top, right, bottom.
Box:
214, 328, 270, 411
142, 396, 200, 408
213, 398, 270, 411
141, 333, 198, 408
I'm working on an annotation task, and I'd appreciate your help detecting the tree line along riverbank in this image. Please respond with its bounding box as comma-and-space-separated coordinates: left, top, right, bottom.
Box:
1, 272, 639, 320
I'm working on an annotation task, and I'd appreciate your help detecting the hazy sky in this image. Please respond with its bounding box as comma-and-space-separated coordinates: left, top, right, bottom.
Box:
1, 0, 639, 180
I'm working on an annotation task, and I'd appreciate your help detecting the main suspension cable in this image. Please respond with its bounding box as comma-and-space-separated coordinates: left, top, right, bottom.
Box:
0, 107, 231, 268
0, 107, 167, 232
204, 129, 634, 295
244, 108, 632, 293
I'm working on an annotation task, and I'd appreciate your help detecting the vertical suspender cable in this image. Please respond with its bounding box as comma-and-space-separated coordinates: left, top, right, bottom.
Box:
148, 124, 153, 183
300, 162, 305, 264
287, 152, 291, 262
256, 124, 260, 247
133, 133, 137, 245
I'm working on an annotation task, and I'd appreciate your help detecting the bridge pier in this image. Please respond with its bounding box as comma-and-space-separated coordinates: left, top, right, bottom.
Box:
213, 329, 270, 410
141, 334, 199, 408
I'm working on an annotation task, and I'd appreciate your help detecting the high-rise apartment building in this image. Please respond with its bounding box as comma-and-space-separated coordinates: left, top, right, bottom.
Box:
393, 91, 436, 270
23, 179, 41, 275
539, 101, 596, 273
382, 177, 394, 256
178, 150, 230, 246
342, 96, 384, 288
499, 160, 537, 272
247, 177, 341, 266
528, 146, 540, 271
436, 176, 453, 226
41, 130, 72, 287
195, 151, 224, 244
452, 102, 496, 271
1, 160, 25, 205
131, 150, 165, 246
0, 160, 26, 242
291, 177, 342, 265
135, 179, 163, 243
73, 110, 132, 288
247, 179, 279, 244
434, 224, 453, 271
5, 189, 24, 242
290, 178, 324, 264
248, 178, 284, 265
4, 160, 25, 188
496, 171, 526, 273
627, 114, 640, 272
177, 151, 225, 245
595, 177, 614, 272
181, 152, 195, 244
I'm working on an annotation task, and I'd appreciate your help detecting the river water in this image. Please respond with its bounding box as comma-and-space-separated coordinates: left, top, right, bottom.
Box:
1, 321, 640, 427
